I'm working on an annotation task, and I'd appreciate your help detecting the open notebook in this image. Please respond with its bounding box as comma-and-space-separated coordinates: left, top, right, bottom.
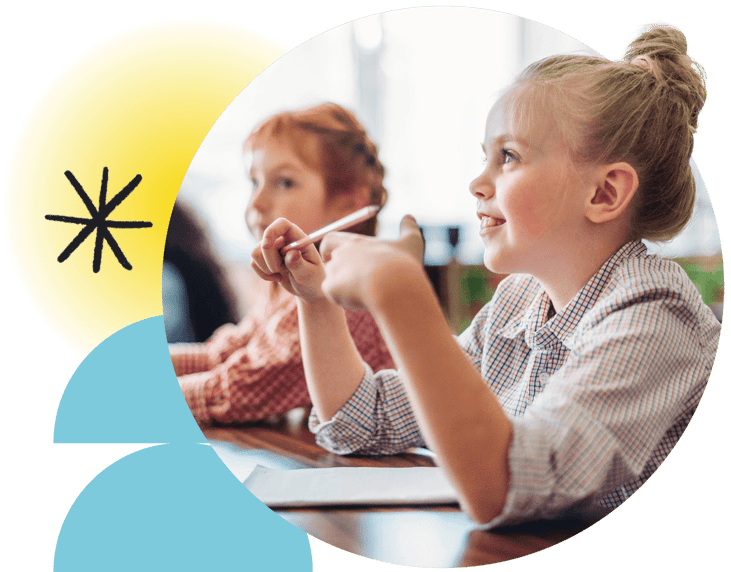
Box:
243, 465, 459, 508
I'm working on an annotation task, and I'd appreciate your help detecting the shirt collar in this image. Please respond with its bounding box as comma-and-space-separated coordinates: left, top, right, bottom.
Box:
499, 240, 646, 349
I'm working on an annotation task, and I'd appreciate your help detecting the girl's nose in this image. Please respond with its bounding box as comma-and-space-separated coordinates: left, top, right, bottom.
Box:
469, 171, 493, 199
248, 186, 269, 212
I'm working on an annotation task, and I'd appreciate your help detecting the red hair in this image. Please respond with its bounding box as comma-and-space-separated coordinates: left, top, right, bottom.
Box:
244, 102, 387, 236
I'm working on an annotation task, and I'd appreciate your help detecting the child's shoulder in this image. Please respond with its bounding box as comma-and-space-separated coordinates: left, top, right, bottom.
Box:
586, 245, 717, 333
606, 248, 700, 302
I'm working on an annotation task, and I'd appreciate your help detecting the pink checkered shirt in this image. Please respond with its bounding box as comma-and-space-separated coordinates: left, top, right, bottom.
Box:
173, 286, 394, 424
310, 241, 721, 527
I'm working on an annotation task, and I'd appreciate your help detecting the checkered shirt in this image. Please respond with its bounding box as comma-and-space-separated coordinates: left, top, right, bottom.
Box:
174, 286, 394, 424
309, 241, 721, 527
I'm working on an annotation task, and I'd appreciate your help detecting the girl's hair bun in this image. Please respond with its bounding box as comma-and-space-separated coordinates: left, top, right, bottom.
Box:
625, 25, 689, 64
624, 25, 706, 130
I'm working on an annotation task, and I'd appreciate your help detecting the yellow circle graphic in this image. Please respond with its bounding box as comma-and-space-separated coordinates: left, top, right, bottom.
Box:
8, 20, 285, 352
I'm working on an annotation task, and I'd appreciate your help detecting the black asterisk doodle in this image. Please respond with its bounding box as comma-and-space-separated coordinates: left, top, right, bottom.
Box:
45, 167, 153, 273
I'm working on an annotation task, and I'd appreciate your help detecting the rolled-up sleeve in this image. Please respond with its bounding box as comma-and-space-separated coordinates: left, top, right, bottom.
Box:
309, 364, 426, 455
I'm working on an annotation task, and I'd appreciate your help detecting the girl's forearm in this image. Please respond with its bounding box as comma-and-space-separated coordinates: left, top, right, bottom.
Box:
169, 343, 209, 376
367, 261, 512, 524
296, 297, 367, 421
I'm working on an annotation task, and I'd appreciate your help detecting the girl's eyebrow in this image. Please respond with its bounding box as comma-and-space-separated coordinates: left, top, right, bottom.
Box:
483, 135, 530, 150
271, 161, 302, 173
270, 161, 302, 171
249, 161, 302, 177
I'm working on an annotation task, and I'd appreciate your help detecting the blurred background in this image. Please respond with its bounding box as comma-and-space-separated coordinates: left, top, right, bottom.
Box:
165, 9, 723, 341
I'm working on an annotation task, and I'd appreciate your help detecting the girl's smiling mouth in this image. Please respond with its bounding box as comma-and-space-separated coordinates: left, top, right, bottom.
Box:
479, 214, 506, 233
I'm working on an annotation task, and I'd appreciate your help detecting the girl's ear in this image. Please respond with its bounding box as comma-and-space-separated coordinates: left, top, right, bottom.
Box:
331, 186, 370, 216
585, 162, 639, 224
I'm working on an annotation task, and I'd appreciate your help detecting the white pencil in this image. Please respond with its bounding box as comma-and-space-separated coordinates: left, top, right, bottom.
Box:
280, 205, 380, 254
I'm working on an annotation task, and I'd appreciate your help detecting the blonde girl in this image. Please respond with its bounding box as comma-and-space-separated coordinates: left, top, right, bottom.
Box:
252, 27, 719, 527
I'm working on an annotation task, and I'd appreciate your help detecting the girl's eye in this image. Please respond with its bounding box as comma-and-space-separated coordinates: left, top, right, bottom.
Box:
250, 177, 259, 188
279, 178, 295, 189
500, 148, 518, 164
480, 147, 519, 167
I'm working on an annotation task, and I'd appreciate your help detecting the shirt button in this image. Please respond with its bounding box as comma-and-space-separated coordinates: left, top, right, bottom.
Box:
539, 372, 549, 383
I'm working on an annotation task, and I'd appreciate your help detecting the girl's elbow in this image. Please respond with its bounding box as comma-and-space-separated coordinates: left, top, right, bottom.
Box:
459, 491, 507, 525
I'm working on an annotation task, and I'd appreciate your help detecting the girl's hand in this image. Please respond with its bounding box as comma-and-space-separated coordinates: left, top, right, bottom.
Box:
250, 218, 327, 302
319, 215, 425, 311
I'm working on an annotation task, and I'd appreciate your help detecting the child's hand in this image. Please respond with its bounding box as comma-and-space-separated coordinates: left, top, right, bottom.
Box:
319, 215, 425, 311
250, 218, 327, 302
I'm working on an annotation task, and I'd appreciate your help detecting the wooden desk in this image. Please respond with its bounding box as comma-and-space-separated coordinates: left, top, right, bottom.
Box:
202, 408, 593, 568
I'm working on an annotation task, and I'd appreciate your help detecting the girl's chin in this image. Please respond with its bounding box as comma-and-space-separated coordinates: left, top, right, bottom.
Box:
481, 249, 514, 275
248, 227, 264, 241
